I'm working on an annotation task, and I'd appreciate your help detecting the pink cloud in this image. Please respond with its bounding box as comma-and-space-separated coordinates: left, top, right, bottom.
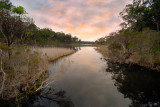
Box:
12, 0, 132, 41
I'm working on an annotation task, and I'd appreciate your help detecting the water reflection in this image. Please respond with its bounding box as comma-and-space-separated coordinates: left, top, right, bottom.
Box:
46, 47, 131, 107
106, 61, 160, 107
28, 90, 74, 107
27, 47, 160, 107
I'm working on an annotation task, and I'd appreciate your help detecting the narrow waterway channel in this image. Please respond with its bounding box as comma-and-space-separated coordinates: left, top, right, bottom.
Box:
29, 47, 160, 107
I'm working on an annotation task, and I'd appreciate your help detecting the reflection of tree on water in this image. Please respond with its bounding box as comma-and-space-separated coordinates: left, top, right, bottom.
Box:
27, 90, 74, 107
106, 61, 160, 107
41, 90, 74, 107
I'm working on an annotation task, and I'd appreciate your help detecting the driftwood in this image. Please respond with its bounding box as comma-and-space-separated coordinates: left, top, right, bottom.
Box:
35, 79, 55, 92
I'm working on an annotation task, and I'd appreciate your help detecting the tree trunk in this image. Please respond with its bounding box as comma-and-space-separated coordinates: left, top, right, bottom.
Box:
8, 51, 11, 60
157, 22, 159, 32
0, 50, 6, 98
0, 29, 8, 44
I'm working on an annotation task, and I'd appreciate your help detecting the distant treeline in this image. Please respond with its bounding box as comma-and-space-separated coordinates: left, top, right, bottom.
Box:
0, 0, 81, 102
0, 0, 80, 47
80, 41, 95, 44
96, 0, 160, 70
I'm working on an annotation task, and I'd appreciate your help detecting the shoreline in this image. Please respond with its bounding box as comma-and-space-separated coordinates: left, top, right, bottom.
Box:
48, 50, 76, 62
96, 45, 160, 72
0, 48, 76, 107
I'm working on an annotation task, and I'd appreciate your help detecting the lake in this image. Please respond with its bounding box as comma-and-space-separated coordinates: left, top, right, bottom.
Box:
28, 47, 160, 107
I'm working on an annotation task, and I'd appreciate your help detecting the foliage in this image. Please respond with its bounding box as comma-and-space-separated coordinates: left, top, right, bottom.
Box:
96, 0, 160, 70
0, 44, 11, 50
0, 46, 48, 99
0, 1, 12, 10
12, 6, 26, 15
27, 28, 80, 45
0, 0, 79, 104
120, 0, 160, 31
96, 32, 116, 44
0, 0, 30, 46
0, 0, 80, 47
103, 28, 160, 69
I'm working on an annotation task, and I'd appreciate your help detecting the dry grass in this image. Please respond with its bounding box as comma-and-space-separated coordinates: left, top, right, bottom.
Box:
96, 45, 160, 71
0, 46, 75, 99
0, 47, 48, 98
35, 47, 76, 62
96, 45, 109, 58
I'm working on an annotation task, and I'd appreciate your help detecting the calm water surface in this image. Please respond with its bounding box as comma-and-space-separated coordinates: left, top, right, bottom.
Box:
29, 47, 160, 107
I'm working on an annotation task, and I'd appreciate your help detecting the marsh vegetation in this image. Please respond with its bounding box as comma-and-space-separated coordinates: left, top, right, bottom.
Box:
0, 46, 75, 106
1, 0, 160, 107
0, 0, 77, 105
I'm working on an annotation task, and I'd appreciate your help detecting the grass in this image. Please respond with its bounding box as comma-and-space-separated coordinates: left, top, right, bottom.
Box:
95, 45, 109, 58
96, 45, 160, 71
35, 47, 76, 62
0, 46, 76, 106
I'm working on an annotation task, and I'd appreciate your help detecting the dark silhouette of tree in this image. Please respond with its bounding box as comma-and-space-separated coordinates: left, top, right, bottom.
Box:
106, 61, 160, 107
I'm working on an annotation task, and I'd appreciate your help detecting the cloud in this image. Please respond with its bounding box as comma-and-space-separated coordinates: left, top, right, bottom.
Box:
84, 0, 109, 7
11, 0, 132, 41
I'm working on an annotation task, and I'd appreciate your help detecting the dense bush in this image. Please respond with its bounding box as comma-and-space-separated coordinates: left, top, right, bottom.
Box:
0, 46, 48, 98
96, 0, 160, 70
105, 28, 160, 69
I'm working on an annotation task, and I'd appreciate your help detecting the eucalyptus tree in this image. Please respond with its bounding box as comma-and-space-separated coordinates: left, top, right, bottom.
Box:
0, 0, 29, 46
120, 0, 160, 32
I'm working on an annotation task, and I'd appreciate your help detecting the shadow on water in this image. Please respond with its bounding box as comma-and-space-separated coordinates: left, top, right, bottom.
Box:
27, 90, 74, 107
106, 61, 160, 107
26, 47, 160, 107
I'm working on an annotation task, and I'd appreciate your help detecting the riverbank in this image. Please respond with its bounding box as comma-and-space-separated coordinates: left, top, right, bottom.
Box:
37, 47, 76, 62
96, 45, 160, 71
0, 46, 76, 106
28, 46, 134, 107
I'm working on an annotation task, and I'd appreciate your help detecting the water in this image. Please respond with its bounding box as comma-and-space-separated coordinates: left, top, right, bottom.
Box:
29, 47, 160, 107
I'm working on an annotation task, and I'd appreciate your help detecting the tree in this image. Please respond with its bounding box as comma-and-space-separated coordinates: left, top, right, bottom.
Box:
151, 0, 160, 32
12, 6, 26, 15
0, 1, 27, 46
120, 1, 147, 31
65, 34, 72, 43
72, 36, 78, 42
120, 0, 160, 32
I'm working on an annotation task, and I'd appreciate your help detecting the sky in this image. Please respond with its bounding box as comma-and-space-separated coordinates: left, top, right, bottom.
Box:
11, 0, 132, 41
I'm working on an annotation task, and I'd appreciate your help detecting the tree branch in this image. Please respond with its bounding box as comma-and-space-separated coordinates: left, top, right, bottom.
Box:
0, 49, 6, 98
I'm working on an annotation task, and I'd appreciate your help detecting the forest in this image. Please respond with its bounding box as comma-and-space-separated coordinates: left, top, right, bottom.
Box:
96, 0, 160, 70
0, 0, 80, 47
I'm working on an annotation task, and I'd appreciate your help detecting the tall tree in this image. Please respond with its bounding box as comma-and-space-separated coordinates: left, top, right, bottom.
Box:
0, 1, 27, 46
120, 0, 160, 32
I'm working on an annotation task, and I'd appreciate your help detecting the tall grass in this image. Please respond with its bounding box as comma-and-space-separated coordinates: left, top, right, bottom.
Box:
35, 47, 75, 62
0, 46, 75, 99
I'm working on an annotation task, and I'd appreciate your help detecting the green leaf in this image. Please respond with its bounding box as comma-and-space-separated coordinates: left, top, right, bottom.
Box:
12, 6, 26, 14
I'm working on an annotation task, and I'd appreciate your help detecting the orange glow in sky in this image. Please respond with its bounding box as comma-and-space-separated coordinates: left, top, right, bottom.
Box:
12, 0, 132, 41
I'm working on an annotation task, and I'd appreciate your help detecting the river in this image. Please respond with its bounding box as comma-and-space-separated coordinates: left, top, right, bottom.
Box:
28, 47, 160, 107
